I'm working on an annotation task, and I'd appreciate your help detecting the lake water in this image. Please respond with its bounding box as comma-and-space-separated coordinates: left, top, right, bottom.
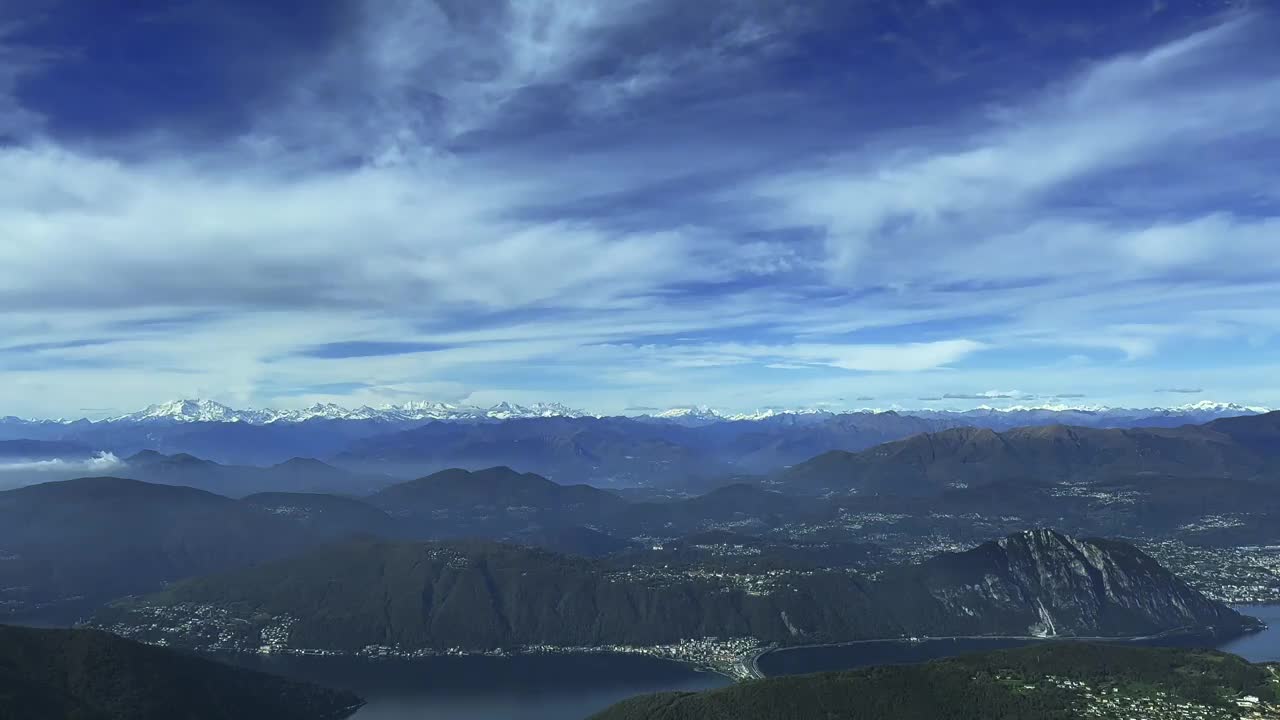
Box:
12, 605, 1277, 719
1216, 604, 1280, 662
223, 652, 730, 720
759, 604, 1280, 676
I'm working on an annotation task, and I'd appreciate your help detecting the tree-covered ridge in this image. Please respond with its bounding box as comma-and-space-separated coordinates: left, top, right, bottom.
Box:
0, 624, 362, 720
92, 531, 1252, 656
589, 644, 1280, 720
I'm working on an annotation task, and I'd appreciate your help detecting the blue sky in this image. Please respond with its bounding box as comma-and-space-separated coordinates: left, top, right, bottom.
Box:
1, 0, 1278, 418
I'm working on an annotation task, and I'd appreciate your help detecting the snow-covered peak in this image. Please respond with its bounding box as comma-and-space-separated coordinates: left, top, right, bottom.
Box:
955, 400, 1270, 416
505, 402, 585, 418
10, 398, 1269, 427
113, 399, 264, 424
725, 408, 833, 421
656, 406, 724, 420
1168, 400, 1270, 414
90, 398, 590, 425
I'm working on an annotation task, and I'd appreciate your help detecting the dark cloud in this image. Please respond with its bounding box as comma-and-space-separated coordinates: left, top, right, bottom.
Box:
1155, 387, 1203, 394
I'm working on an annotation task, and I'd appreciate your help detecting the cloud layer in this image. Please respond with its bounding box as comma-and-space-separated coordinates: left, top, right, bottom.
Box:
1, 1, 1278, 417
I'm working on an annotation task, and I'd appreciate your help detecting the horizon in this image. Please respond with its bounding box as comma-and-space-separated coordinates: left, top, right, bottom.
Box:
8, 395, 1271, 424
3, 1, 1279, 418
4, 4, 1280, 717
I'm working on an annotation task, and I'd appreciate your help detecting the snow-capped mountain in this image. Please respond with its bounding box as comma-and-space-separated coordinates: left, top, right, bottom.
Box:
652, 406, 726, 424
638, 400, 1267, 428
111, 399, 276, 424
878, 401, 1270, 431
6, 398, 1268, 429
96, 399, 589, 425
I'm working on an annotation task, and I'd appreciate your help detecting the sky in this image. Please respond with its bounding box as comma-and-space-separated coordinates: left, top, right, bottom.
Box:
1, 0, 1278, 419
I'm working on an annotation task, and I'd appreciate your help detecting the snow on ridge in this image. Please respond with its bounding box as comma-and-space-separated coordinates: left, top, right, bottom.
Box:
8, 398, 1269, 426
89, 399, 591, 425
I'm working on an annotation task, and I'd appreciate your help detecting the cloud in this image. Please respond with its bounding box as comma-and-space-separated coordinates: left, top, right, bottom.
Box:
1155, 387, 1203, 394
942, 390, 1023, 400
1, 4, 1278, 417
743, 12, 1280, 363
297, 341, 455, 360
0, 452, 122, 474
615, 339, 986, 373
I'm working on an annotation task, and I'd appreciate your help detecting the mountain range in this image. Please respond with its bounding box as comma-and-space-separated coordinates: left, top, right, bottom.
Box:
5, 399, 591, 426
779, 412, 1280, 496
4, 397, 1265, 428
91, 530, 1254, 655
0, 399, 1269, 482
4, 411, 1280, 623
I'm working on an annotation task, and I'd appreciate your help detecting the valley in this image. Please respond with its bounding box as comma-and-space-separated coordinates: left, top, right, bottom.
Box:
3, 406, 1280, 718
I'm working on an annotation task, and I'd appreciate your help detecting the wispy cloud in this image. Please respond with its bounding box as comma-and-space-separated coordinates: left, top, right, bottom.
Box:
0, 3, 1277, 417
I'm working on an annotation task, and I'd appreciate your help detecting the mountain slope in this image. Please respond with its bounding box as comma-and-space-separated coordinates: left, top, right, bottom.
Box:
0, 477, 318, 616
0, 624, 361, 719
337, 417, 723, 486
882, 529, 1243, 637
92, 531, 1252, 655
368, 466, 628, 536
242, 492, 394, 537
123, 451, 394, 497
782, 415, 1280, 495
589, 643, 1280, 720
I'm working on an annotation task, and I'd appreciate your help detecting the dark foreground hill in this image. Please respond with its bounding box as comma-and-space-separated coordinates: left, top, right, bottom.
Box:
0, 477, 363, 617
589, 643, 1280, 720
0, 624, 362, 720
92, 530, 1253, 655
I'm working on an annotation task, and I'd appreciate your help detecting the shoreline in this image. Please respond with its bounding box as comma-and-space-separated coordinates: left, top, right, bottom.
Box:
124, 621, 1269, 681
90, 608, 1273, 683
748, 622, 1269, 679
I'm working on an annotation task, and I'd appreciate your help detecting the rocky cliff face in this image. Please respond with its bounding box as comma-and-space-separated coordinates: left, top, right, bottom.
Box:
916, 529, 1246, 638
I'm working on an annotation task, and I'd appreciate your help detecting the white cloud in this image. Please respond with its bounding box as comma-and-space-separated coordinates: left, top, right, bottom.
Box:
0, 452, 122, 474
611, 339, 986, 373
751, 15, 1280, 282
1, 7, 1278, 417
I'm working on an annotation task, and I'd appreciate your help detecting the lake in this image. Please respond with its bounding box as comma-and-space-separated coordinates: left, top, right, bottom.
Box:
12, 605, 1277, 719
1216, 604, 1280, 662
758, 604, 1280, 676
224, 652, 730, 720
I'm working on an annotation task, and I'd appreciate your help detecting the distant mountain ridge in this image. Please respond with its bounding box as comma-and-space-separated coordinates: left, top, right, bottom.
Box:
86, 398, 586, 425
781, 412, 1280, 496
5, 397, 1265, 427
0, 401, 1271, 486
